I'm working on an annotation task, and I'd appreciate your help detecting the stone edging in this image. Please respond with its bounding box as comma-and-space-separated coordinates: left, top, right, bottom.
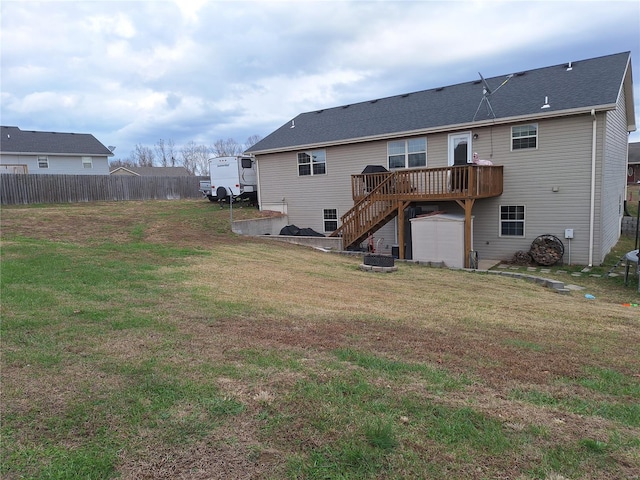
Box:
359, 264, 398, 273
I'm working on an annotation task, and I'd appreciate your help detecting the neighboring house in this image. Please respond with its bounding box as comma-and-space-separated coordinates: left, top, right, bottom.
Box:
0, 126, 113, 174
627, 142, 640, 184
247, 52, 635, 267
110, 166, 192, 176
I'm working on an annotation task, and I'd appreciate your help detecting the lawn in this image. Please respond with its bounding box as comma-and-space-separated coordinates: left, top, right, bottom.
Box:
1, 200, 639, 479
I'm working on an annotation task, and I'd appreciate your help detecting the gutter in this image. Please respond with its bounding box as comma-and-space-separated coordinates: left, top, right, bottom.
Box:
588, 109, 597, 266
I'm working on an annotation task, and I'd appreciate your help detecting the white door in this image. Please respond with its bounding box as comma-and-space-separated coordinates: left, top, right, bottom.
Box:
448, 132, 472, 166
448, 132, 472, 192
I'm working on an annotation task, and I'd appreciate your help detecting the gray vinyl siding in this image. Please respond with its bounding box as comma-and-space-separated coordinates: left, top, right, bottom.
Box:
257, 114, 622, 265
0, 154, 110, 175
599, 85, 629, 263
258, 141, 389, 235
470, 116, 596, 264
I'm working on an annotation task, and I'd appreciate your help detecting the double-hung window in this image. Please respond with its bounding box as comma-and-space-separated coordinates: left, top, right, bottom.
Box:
388, 138, 426, 169
82, 157, 93, 169
38, 156, 49, 169
500, 205, 525, 236
298, 149, 326, 176
323, 209, 338, 232
512, 124, 537, 150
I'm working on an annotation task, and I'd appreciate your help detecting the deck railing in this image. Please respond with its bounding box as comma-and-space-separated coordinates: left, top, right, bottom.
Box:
351, 165, 503, 201
332, 165, 503, 249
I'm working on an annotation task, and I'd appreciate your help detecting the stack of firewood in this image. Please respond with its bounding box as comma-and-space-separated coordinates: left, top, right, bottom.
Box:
512, 250, 533, 265
530, 235, 564, 266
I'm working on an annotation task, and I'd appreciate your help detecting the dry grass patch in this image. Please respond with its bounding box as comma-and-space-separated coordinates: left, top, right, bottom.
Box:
2, 200, 639, 480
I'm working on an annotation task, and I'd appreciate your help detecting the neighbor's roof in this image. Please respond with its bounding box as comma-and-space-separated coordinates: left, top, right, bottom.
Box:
247, 52, 634, 154
109, 166, 192, 176
629, 142, 640, 165
0, 126, 113, 156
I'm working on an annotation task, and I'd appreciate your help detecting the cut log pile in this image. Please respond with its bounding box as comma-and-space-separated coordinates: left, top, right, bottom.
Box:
512, 250, 533, 265
529, 235, 564, 266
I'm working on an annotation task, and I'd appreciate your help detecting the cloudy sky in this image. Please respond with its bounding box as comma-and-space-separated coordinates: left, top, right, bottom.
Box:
1, 0, 639, 162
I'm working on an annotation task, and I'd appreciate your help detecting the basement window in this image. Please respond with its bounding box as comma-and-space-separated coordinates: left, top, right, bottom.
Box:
511, 124, 538, 150
38, 156, 49, 169
298, 149, 326, 176
323, 209, 338, 232
500, 205, 525, 236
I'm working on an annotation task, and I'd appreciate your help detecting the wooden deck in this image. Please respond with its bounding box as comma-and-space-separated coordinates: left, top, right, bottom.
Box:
330, 165, 503, 266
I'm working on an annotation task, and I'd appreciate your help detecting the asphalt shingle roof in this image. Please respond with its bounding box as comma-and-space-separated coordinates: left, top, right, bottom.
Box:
0, 126, 113, 156
110, 166, 192, 176
247, 52, 631, 153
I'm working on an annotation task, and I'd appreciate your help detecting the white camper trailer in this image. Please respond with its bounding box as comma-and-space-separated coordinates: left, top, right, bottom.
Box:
200, 156, 258, 205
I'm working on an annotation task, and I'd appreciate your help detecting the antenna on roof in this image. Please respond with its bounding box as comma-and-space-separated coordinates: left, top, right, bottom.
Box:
472, 72, 513, 122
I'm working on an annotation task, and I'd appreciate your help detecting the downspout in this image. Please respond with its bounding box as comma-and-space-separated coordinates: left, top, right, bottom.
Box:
588, 109, 597, 266
255, 157, 263, 212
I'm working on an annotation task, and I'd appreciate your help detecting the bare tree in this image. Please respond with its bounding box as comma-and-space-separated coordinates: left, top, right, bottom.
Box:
132, 144, 155, 167
180, 141, 211, 175
109, 157, 136, 169
211, 138, 243, 157
155, 138, 177, 167
244, 134, 262, 151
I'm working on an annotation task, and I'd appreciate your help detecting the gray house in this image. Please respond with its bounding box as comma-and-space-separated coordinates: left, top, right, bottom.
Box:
247, 52, 636, 267
0, 126, 113, 175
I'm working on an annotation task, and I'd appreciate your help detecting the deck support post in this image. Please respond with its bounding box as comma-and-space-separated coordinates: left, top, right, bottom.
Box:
397, 201, 411, 259
455, 198, 476, 268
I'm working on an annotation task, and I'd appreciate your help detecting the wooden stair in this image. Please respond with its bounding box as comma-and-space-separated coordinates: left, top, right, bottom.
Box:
330, 173, 402, 249
330, 165, 504, 252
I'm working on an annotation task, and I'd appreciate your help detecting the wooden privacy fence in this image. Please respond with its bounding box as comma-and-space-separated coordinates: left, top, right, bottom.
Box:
1, 174, 208, 205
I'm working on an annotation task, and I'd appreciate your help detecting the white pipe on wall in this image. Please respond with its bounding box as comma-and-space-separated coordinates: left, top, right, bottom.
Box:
588, 109, 597, 267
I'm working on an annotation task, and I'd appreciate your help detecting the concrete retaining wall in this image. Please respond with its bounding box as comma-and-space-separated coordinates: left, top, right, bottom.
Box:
232, 215, 289, 236
232, 214, 343, 250
259, 235, 343, 250
622, 216, 639, 236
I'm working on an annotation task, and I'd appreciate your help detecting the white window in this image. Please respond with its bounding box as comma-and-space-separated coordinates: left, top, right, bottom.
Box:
500, 205, 525, 237
512, 124, 537, 150
388, 138, 426, 169
298, 150, 326, 176
38, 156, 49, 169
82, 157, 93, 169
323, 209, 338, 232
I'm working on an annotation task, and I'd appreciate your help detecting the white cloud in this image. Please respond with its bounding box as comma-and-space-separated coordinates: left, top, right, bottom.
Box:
1, 0, 638, 155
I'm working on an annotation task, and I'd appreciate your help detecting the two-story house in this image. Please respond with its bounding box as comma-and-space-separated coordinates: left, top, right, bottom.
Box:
247, 52, 635, 267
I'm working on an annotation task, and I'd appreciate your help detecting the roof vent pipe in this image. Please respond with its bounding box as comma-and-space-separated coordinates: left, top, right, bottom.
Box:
566, 62, 573, 71
541, 96, 550, 109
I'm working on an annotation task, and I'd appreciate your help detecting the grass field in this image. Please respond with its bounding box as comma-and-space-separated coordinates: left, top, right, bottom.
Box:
1, 200, 639, 479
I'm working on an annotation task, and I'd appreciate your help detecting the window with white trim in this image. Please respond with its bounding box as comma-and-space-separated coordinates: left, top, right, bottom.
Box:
298, 149, 326, 176
82, 157, 93, 169
388, 138, 426, 169
38, 156, 49, 169
323, 209, 338, 232
500, 205, 525, 236
511, 124, 537, 150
